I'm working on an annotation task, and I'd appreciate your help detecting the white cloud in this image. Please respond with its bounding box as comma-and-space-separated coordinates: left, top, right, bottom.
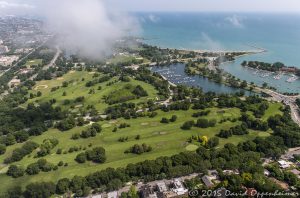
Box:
148, 14, 160, 23
225, 15, 244, 28
200, 33, 224, 50
0, 1, 34, 9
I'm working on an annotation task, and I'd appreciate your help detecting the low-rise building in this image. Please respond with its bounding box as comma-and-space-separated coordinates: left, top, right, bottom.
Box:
264, 169, 271, 176
9, 79, 21, 87
202, 175, 214, 188
156, 181, 168, 192
289, 169, 300, 179
140, 185, 158, 198
0, 55, 19, 66
171, 179, 188, 196
278, 160, 292, 169
107, 191, 118, 198
0, 45, 9, 54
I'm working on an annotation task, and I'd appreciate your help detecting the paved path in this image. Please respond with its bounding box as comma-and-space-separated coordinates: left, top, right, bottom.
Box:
29, 46, 61, 80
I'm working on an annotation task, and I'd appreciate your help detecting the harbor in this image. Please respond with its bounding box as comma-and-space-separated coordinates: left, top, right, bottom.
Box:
151, 63, 252, 94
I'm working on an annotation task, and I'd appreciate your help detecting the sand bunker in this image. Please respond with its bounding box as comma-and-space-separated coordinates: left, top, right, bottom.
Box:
141, 122, 149, 126
69, 70, 75, 73
34, 85, 48, 90
57, 77, 64, 80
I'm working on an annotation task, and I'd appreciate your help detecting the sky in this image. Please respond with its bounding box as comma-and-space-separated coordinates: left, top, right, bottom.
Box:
1, 0, 299, 59
1, 0, 300, 14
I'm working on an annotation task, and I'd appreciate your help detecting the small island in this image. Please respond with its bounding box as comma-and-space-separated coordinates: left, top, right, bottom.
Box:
241, 60, 300, 80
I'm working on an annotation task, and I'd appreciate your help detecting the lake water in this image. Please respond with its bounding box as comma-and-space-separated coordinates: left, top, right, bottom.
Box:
137, 12, 300, 93
151, 63, 252, 95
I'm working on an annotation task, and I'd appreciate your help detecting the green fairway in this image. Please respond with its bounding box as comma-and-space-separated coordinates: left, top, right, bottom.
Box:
26, 71, 159, 112
0, 70, 283, 193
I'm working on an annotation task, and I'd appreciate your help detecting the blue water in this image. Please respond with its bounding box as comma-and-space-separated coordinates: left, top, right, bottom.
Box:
137, 12, 300, 93
151, 63, 252, 95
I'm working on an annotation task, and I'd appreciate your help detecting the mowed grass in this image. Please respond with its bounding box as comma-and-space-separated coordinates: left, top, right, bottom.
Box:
262, 102, 283, 121
25, 59, 43, 67
26, 71, 159, 112
0, 71, 282, 193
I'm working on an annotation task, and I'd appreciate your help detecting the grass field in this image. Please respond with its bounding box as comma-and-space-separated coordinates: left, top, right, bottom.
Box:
25, 59, 43, 67
26, 71, 159, 112
0, 70, 283, 193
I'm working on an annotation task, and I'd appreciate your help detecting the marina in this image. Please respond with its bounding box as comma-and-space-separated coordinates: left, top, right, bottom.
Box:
151, 63, 252, 95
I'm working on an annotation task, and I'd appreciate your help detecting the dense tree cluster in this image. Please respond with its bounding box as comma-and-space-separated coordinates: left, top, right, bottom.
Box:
75, 147, 106, 164
124, 143, 152, 155
26, 159, 57, 175
4, 141, 39, 163
72, 123, 102, 140
217, 124, 249, 138
192, 110, 210, 117
0, 101, 64, 147
242, 61, 285, 72
37, 138, 59, 157
195, 118, 217, 128
85, 75, 110, 87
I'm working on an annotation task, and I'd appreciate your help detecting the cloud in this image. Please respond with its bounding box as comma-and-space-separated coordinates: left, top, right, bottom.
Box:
1, 0, 140, 59
148, 14, 160, 23
225, 15, 244, 28
0, 1, 34, 9
200, 33, 224, 50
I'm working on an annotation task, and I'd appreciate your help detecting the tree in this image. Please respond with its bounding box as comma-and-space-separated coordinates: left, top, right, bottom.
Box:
207, 137, 219, 148
56, 178, 70, 194
127, 185, 138, 198
89, 147, 106, 163
7, 165, 25, 178
26, 163, 40, 175
181, 121, 194, 130
14, 130, 29, 143
170, 115, 177, 122
0, 144, 6, 155
4, 134, 16, 146
106, 179, 122, 191
6, 186, 22, 198
75, 153, 87, 163
262, 82, 268, 88
37, 91, 42, 97
24, 182, 56, 198
200, 136, 208, 146
160, 117, 169, 123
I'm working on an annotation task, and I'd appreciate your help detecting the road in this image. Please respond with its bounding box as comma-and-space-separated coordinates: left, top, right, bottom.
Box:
29, 46, 61, 80
0, 39, 49, 78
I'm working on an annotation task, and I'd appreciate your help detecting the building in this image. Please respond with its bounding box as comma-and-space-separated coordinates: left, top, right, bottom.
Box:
19, 68, 33, 74
9, 79, 21, 87
278, 160, 292, 169
223, 169, 239, 175
156, 181, 168, 192
264, 169, 271, 176
140, 185, 158, 198
0, 45, 8, 54
0, 55, 19, 67
171, 179, 188, 196
107, 191, 118, 198
289, 169, 300, 179
202, 175, 214, 188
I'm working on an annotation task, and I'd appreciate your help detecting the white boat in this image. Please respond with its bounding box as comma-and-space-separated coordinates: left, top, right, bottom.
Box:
286, 75, 299, 83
